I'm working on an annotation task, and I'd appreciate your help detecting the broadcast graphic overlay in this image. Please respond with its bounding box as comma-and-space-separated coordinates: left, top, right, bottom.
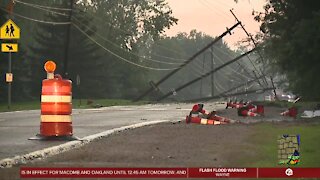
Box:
278, 134, 300, 165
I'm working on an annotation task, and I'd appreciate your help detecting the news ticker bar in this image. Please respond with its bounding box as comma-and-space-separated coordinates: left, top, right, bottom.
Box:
20, 167, 320, 178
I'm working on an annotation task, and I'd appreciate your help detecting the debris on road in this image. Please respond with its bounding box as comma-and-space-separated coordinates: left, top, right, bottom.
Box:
280, 107, 298, 118
185, 103, 235, 125
301, 111, 319, 118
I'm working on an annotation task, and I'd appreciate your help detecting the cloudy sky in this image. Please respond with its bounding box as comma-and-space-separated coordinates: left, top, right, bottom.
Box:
164, 0, 266, 49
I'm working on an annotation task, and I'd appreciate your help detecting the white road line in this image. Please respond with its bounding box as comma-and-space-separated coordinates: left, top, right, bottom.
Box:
0, 110, 39, 114
0, 120, 169, 168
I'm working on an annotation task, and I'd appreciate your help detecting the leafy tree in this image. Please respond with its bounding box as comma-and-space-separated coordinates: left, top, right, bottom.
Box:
73, 0, 178, 99
254, 0, 320, 100
27, 1, 102, 99
24, 0, 178, 100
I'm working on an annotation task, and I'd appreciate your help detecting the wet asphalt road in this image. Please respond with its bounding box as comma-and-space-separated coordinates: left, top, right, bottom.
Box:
0, 102, 225, 160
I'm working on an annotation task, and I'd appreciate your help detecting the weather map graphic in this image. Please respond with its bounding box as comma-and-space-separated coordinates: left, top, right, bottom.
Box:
278, 135, 300, 165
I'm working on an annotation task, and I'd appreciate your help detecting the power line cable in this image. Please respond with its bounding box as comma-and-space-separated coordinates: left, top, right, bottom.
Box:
72, 23, 178, 71
72, 17, 184, 66
14, 0, 72, 11
15, 0, 69, 16
12, 1, 190, 65
212, 51, 252, 80
198, 0, 234, 23
13, 1, 187, 66
0, 7, 71, 25
72, 6, 191, 63
213, 45, 254, 78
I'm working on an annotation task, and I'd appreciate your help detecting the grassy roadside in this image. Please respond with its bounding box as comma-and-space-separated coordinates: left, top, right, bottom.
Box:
258, 100, 319, 110
232, 122, 320, 167
0, 99, 148, 112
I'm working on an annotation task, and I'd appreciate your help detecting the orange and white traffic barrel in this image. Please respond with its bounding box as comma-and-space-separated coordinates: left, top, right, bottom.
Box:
41, 74, 72, 136
29, 61, 76, 140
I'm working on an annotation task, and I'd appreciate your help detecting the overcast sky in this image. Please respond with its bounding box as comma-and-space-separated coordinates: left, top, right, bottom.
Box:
164, 0, 266, 49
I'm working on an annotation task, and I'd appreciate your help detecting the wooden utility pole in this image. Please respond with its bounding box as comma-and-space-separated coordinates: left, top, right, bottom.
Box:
62, 0, 74, 77
210, 46, 214, 97
156, 48, 256, 102
134, 22, 241, 102
270, 76, 278, 100
230, 9, 269, 87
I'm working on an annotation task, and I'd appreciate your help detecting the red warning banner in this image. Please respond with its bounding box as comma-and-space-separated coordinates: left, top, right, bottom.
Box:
188, 168, 257, 178
20, 167, 320, 178
20, 167, 187, 178
258, 168, 320, 178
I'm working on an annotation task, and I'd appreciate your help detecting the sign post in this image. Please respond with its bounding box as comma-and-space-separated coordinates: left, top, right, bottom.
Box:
0, 19, 20, 109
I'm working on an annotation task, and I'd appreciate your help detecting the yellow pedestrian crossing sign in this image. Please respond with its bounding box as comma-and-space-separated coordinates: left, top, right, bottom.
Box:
0, 19, 20, 40
1, 43, 18, 52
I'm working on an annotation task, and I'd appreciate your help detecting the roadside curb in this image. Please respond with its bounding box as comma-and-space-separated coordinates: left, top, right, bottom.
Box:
0, 120, 169, 168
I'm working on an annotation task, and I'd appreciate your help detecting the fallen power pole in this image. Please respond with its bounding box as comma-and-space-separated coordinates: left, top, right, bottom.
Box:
270, 76, 278, 100
252, 70, 264, 88
230, 9, 269, 87
156, 48, 257, 102
133, 22, 241, 102
186, 74, 266, 102
186, 87, 275, 102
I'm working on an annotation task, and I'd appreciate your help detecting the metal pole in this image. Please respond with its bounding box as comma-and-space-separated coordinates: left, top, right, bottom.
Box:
62, 0, 74, 77
8, 52, 12, 109
210, 47, 214, 96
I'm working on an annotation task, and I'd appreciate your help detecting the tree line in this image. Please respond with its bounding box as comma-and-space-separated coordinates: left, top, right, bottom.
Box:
0, 0, 257, 103
254, 0, 320, 100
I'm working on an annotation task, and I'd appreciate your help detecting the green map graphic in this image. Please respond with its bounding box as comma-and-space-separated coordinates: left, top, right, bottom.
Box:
278, 134, 300, 165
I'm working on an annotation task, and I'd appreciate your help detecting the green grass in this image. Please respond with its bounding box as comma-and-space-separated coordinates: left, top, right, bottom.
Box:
0, 99, 148, 112
258, 100, 319, 109
0, 101, 41, 112
237, 122, 320, 167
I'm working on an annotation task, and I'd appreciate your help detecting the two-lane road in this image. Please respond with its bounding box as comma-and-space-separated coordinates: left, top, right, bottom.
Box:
0, 102, 225, 160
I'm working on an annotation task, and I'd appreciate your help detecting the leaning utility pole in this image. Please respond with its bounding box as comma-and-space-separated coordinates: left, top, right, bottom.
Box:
186, 74, 265, 102
210, 46, 214, 96
187, 87, 274, 102
230, 9, 269, 87
62, 0, 74, 77
133, 22, 241, 102
156, 48, 256, 102
270, 76, 278, 100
